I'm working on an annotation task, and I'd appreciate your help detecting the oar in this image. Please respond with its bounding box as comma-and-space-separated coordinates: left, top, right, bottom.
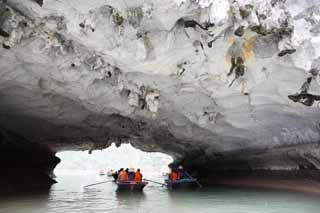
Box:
184, 171, 202, 188
143, 179, 167, 187
84, 180, 114, 188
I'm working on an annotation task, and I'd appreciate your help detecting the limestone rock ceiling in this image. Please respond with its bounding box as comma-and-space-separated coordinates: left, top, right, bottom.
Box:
1, 0, 320, 171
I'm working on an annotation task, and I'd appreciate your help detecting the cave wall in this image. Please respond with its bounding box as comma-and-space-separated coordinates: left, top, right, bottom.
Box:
0, 0, 320, 175
0, 127, 59, 192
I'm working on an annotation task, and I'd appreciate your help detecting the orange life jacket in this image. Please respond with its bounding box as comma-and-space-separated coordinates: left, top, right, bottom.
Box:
118, 170, 128, 182
134, 171, 142, 182
170, 171, 178, 181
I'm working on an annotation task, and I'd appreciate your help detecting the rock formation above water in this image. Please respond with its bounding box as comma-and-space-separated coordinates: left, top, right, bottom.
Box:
1, 0, 320, 176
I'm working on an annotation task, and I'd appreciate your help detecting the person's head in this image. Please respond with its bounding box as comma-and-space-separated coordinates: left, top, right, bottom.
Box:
119, 168, 123, 171
137, 169, 140, 172
125, 168, 129, 172
178, 165, 183, 170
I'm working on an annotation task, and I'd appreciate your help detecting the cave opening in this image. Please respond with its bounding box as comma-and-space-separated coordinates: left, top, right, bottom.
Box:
54, 143, 173, 182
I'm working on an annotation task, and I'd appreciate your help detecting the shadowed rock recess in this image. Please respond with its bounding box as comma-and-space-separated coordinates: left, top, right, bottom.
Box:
1, 0, 320, 184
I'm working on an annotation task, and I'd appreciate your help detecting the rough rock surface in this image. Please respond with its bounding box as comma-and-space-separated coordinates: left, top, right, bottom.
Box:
1, 0, 320, 174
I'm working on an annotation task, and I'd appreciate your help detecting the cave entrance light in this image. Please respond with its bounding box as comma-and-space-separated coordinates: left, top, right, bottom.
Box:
54, 143, 173, 177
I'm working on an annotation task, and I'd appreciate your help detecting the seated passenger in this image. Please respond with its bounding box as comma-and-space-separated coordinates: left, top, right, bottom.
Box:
128, 168, 135, 181
134, 169, 143, 182
177, 165, 184, 180
118, 168, 128, 182
169, 169, 178, 182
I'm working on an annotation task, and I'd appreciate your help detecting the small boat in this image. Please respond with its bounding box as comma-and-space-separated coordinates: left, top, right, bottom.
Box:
161, 172, 169, 177
116, 181, 148, 191
165, 178, 199, 190
107, 170, 114, 177
99, 170, 105, 175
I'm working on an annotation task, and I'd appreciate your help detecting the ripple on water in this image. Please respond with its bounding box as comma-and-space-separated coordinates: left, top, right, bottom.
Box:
1, 175, 320, 213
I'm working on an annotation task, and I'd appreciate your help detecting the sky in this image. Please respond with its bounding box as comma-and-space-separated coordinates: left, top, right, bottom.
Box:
55, 143, 173, 176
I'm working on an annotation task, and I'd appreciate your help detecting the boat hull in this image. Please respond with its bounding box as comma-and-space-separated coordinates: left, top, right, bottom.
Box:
165, 178, 199, 190
116, 181, 148, 191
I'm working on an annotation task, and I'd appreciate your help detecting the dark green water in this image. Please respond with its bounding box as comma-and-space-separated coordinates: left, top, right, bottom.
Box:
0, 174, 319, 213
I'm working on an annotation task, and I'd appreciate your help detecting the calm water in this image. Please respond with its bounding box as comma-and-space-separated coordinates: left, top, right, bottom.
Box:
1, 174, 320, 213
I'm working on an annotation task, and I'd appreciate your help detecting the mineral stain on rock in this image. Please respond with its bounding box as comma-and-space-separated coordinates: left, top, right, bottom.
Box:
241, 37, 256, 61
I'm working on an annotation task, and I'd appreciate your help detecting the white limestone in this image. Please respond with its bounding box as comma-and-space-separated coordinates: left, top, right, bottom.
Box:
1, 0, 320, 170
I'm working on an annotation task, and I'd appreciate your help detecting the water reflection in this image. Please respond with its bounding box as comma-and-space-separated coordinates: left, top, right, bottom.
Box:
0, 174, 320, 213
115, 191, 146, 212
0, 174, 53, 197
0, 188, 50, 213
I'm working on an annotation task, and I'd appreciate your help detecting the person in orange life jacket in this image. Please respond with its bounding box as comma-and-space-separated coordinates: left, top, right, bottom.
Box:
169, 169, 178, 182
134, 169, 143, 182
118, 168, 128, 182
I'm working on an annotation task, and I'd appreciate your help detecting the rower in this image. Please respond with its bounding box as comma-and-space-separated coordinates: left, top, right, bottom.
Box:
112, 170, 118, 181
